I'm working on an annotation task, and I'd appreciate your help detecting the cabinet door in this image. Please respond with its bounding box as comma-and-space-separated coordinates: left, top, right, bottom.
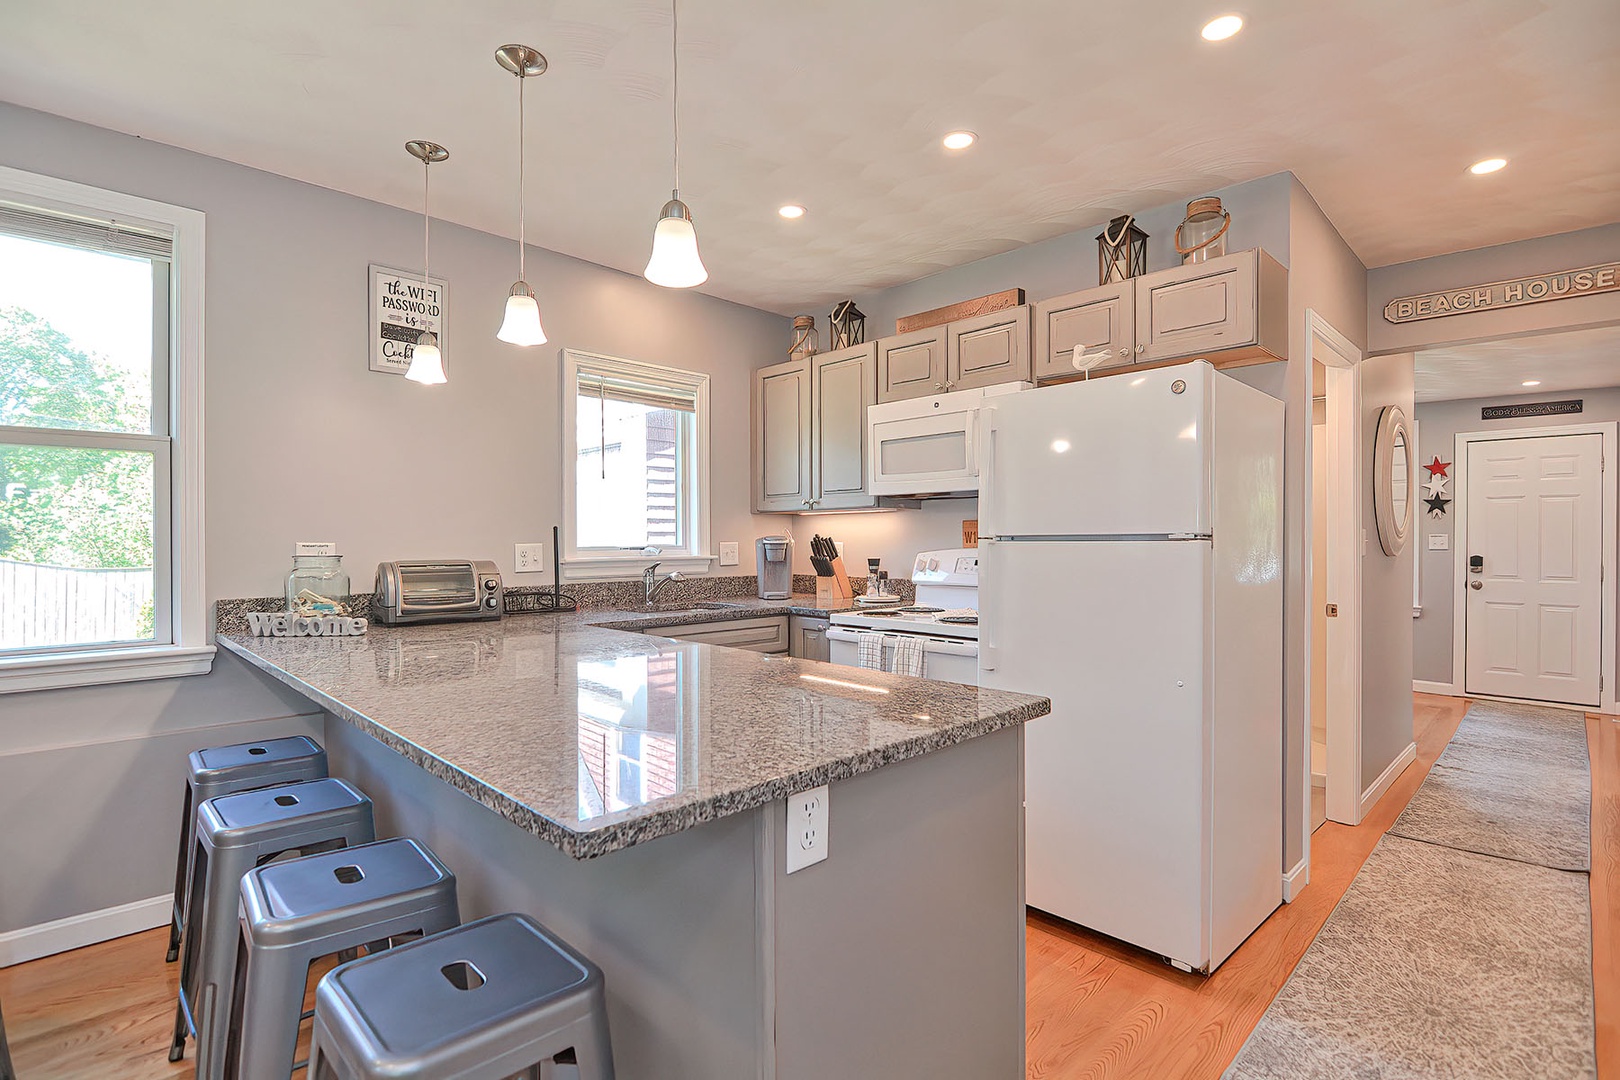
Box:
876, 327, 949, 403
655, 617, 790, 654
790, 615, 831, 661
753, 359, 812, 512
1134, 250, 1257, 364
811, 344, 878, 510
1033, 283, 1135, 382
947, 305, 1031, 391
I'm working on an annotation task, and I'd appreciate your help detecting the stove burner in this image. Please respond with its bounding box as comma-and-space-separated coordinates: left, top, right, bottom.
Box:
896, 605, 944, 613
937, 615, 978, 624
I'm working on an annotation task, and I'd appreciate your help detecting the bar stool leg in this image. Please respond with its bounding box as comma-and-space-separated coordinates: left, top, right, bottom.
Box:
565, 1015, 616, 1080
169, 993, 190, 1062
166, 784, 194, 962
230, 941, 313, 1080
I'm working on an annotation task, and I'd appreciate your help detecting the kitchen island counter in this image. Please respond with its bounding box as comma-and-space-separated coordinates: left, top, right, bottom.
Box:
219, 615, 1046, 858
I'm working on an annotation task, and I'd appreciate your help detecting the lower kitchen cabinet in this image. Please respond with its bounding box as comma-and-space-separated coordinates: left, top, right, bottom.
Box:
789, 615, 831, 661
651, 616, 790, 654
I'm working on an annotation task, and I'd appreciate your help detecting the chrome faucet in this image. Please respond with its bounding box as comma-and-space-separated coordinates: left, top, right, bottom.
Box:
643, 562, 684, 605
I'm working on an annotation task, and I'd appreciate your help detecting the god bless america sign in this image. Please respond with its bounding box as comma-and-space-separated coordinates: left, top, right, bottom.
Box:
369, 264, 447, 375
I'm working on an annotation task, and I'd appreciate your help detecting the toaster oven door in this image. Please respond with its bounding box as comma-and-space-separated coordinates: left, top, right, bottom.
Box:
396, 562, 480, 615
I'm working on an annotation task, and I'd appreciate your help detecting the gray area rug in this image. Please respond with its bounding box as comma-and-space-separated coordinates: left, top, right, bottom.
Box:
1388, 700, 1591, 871
1224, 835, 1596, 1080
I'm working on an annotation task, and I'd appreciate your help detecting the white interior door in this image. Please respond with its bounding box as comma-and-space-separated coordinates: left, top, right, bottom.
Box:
1464, 432, 1604, 707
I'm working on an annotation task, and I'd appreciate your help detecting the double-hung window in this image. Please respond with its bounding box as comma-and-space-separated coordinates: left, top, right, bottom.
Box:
0, 166, 209, 692
562, 349, 711, 579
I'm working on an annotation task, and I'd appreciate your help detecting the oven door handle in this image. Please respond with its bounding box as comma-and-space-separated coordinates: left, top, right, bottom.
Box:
825, 627, 978, 656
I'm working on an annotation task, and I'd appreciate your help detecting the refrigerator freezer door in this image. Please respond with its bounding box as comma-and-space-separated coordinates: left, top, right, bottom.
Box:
981, 361, 1212, 538
979, 537, 1213, 969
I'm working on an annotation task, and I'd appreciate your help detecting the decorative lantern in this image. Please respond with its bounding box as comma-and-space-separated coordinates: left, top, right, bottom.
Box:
1175, 197, 1231, 265
829, 300, 866, 349
1096, 214, 1147, 286
788, 315, 820, 361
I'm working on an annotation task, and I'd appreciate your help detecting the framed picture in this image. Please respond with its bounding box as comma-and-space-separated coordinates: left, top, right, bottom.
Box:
369, 263, 447, 376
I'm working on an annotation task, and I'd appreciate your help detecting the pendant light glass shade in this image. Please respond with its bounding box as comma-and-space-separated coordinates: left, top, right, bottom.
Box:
405, 332, 447, 384
644, 196, 708, 288
497, 282, 547, 346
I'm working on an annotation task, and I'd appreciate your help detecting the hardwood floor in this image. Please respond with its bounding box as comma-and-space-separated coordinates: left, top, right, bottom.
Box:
0, 693, 1611, 1079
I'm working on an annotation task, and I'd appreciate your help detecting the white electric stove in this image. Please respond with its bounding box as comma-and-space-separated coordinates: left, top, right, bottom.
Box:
827, 548, 980, 684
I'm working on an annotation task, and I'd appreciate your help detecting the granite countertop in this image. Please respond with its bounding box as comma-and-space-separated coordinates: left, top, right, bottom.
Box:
219, 612, 1048, 859
580, 593, 860, 631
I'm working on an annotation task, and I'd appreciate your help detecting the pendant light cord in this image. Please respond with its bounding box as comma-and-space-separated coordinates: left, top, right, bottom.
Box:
518, 72, 527, 281
422, 157, 432, 321
671, 0, 680, 197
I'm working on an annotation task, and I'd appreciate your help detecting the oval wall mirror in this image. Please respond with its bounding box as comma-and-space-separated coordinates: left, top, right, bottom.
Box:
1373, 404, 1414, 556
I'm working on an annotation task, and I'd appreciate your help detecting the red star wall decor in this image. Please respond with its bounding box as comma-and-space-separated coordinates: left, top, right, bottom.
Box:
1423, 456, 1451, 479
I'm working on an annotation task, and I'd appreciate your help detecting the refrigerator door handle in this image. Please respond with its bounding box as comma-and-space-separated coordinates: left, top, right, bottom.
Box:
978, 538, 998, 670
979, 406, 998, 540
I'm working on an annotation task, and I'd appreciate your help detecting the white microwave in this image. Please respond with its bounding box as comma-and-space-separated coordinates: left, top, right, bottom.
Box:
867, 382, 1030, 497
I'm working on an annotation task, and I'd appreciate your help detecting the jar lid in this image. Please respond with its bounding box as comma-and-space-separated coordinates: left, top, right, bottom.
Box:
792, 314, 815, 329
1185, 197, 1225, 221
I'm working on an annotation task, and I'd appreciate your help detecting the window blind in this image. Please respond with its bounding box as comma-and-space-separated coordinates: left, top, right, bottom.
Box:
0, 202, 173, 260
577, 369, 698, 413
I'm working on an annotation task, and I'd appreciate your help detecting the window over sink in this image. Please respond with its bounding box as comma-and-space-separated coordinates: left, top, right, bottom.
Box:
561, 349, 711, 580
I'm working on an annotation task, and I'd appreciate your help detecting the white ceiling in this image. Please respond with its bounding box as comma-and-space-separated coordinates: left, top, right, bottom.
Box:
3, 0, 1618, 314
1415, 324, 1620, 403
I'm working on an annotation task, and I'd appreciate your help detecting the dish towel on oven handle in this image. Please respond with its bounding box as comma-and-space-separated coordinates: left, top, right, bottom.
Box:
857, 630, 886, 670
891, 635, 926, 678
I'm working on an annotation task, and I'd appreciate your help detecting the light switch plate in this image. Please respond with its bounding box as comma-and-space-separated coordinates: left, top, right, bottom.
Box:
786, 785, 829, 873
1427, 534, 1450, 550
719, 541, 739, 566
514, 542, 546, 573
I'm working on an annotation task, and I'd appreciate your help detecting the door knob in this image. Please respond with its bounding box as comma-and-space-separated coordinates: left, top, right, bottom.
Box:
1469, 580, 1483, 590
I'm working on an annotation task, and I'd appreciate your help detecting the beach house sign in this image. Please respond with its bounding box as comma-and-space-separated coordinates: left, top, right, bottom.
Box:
1383, 262, 1619, 324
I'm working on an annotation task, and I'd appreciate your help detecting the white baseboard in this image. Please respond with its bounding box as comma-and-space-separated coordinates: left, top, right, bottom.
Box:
1413, 680, 1459, 696
1359, 741, 1418, 819
0, 894, 169, 968
1282, 857, 1309, 903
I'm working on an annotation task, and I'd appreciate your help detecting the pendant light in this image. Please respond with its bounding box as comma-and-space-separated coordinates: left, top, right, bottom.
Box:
643, 0, 708, 288
404, 140, 448, 385
495, 44, 549, 346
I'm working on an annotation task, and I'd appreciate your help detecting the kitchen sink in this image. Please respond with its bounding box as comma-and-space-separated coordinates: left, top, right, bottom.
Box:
692, 601, 745, 609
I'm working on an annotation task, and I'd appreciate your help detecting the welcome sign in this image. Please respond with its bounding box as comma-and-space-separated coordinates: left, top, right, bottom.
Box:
1383, 262, 1619, 324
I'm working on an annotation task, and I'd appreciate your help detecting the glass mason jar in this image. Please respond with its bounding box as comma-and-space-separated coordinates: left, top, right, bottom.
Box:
788, 315, 819, 361
1175, 197, 1231, 264
287, 555, 349, 613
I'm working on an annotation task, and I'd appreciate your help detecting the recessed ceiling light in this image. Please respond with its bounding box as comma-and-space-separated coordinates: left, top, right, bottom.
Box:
942, 131, 977, 151
1201, 14, 1244, 41
778, 204, 806, 219
1522, 379, 1541, 387
1469, 157, 1508, 175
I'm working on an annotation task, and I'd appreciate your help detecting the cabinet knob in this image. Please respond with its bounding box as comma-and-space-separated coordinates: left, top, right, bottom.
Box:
802, 500, 812, 508
1136, 345, 1145, 354
935, 382, 946, 391
1119, 348, 1131, 358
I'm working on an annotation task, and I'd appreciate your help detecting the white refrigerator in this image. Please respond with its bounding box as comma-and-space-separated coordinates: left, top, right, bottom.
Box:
978, 360, 1284, 973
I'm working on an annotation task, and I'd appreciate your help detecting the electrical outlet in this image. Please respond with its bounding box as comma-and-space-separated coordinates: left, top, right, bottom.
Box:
1427, 533, 1450, 550
785, 785, 829, 873
514, 542, 546, 574
834, 540, 844, 557
719, 541, 739, 566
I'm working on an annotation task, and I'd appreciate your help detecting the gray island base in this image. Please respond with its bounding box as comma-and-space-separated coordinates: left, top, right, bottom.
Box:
221, 614, 1048, 1078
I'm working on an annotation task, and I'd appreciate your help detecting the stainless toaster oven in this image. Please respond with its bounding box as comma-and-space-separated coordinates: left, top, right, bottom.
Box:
372, 560, 504, 625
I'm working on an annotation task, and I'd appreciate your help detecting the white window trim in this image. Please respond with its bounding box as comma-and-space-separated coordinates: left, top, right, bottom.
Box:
0, 165, 212, 693
560, 348, 714, 582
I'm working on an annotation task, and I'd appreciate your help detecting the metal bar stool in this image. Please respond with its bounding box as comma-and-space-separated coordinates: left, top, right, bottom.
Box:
172, 777, 374, 1079
307, 913, 615, 1080
223, 838, 460, 1080
167, 736, 328, 962
0, 995, 15, 1080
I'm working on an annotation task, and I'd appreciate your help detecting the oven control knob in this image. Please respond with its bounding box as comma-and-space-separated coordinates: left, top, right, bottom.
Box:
928, 558, 940, 571
483, 578, 498, 591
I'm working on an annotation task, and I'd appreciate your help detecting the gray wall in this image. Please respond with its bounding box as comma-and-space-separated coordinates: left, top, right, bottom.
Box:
0, 102, 791, 936
1358, 354, 1416, 788
1413, 386, 1620, 687
1368, 223, 1620, 357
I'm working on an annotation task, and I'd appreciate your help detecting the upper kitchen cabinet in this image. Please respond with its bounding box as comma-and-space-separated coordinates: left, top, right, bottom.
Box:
1134, 248, 1287, 366
753, 358, 812, 512
810, 343, 880, 510
754, 343, 882, 512
1033, 283, 1135, 382
876, 326, 948, 402
946, 305, 1032, 391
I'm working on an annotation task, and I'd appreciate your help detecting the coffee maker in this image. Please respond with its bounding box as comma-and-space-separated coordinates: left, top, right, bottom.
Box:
756, 536, 793, 599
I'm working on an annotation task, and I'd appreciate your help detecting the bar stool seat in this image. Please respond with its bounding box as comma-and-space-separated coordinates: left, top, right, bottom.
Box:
308, 913, 614, 1080
167, 736, 327, 962
224, 837, 460, 1080
173, 777, 374, 1079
